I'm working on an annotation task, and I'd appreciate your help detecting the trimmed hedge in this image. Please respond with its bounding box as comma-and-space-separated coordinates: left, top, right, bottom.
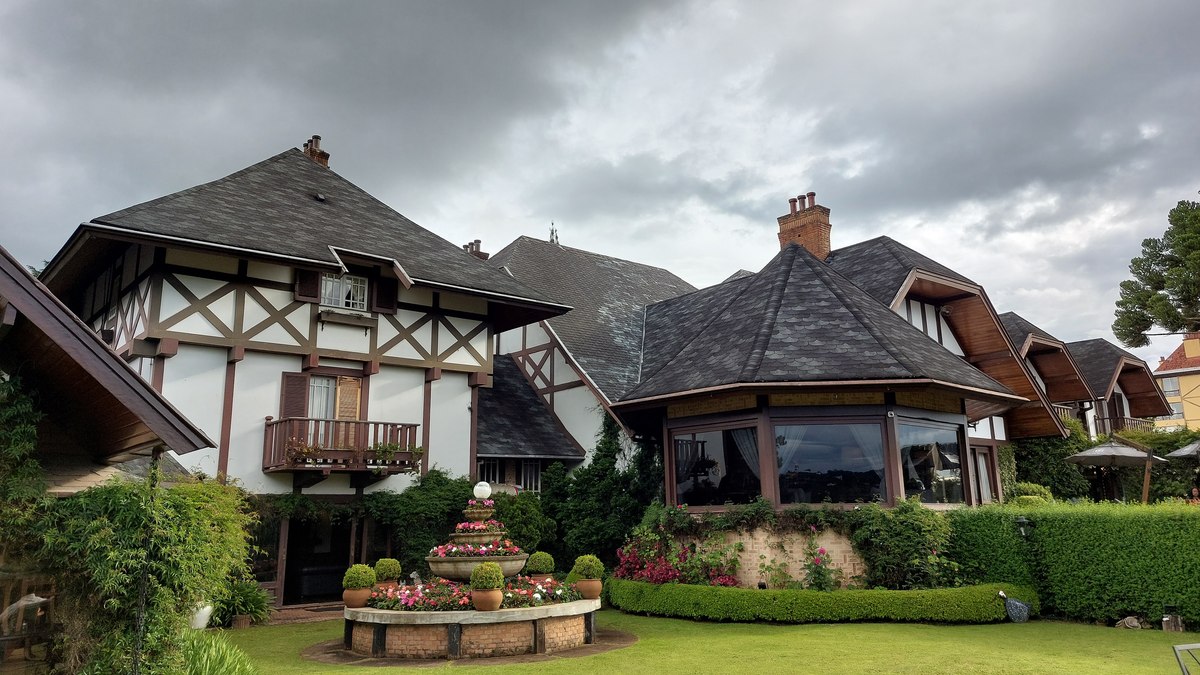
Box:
945, 508, 1032, 587
607, 579, 1039, 624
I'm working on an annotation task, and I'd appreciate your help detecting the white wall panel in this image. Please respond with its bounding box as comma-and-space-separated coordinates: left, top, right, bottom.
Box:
226, 351, 299, 493
427, 372, 471, 477
161, 344, 227, 477
246, 261, 292, 283
554, 386, 602, 454
525, 323, 551, 348
318, 322, 370, 353
498, 328, 522, 355
553, 351, 580, 384
165, 249, 239, 274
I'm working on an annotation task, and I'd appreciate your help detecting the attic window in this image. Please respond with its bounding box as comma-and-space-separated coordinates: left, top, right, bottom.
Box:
321, 273, 367, 311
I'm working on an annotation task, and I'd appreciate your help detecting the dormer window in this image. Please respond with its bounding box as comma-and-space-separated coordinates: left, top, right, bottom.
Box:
321, 273, 367, 311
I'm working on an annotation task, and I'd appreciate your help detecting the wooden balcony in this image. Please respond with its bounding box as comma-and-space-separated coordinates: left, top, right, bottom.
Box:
263, 417, 421, 476
1052, 404, 1076, 423
1096, 416, 1155, 435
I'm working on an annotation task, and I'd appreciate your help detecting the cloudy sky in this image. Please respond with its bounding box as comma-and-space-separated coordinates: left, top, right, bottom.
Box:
2, 1, 1198, 363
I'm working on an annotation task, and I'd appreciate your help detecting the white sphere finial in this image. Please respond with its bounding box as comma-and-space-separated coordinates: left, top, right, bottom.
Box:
473, 481, 492, 499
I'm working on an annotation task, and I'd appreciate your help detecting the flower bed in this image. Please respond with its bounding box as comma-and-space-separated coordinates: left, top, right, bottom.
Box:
367, 576, 582, 612
429, 540, 523, 557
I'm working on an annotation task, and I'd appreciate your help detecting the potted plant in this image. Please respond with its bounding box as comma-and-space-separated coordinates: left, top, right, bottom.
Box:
525, 551, 555, 582
342, 564, 377, 608
470, 562, 504, 611
374, 558, 402, 590
569, 554, 604, 599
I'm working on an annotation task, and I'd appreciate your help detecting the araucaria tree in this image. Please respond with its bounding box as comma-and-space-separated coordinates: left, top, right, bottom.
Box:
1113, 199, 1200, 347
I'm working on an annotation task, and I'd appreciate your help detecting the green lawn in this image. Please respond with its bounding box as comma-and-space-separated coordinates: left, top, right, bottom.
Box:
227, 610, 1199, 674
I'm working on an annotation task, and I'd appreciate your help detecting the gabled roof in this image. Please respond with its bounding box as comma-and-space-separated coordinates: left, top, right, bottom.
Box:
490, 236, 696, 400
44, 149, 565, 319
1154, 337, 1200, 374
0, 243, 211, 462
826, 235, 976, 306
476, 357, 586, 460
1065, 338, 1170, 417
998, 311, 1092, 405
621, 243, 1020, 405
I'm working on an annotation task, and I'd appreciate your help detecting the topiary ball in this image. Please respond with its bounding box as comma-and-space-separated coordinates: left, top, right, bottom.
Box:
570, 554, 604, 579
470, 562, 504, 590
342, 564, 377, 590
526, 551, 555, 575
374, 558, 402, 582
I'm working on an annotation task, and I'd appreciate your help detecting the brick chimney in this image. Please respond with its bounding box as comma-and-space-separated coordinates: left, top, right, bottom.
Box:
462, 239, 490, 260
302, 135, 330, 167
777, 191, 831, 259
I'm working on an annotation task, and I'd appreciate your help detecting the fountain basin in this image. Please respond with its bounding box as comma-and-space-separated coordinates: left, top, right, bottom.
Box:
426, 553, 528, 581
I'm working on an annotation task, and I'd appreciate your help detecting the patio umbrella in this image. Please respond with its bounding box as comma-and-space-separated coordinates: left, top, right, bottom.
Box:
1165, 439, 1200, 459
1065, 439, 1167, 503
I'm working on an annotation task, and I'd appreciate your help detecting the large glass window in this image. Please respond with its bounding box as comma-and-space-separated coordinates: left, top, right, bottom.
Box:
898, 423, 964, 503
775, 423, 886, 504
1160, 376, 1180, 398
673, 427, 761, 506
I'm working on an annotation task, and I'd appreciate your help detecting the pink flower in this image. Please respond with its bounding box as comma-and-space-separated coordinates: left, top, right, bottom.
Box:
809, 525, 817, 533
813, 557, 822, 565
818, 547, 826, 556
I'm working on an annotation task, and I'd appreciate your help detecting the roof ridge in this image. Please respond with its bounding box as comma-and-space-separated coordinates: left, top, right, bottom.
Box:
738, 246, 795, 380
93, 150, 297, 224
808, 254, 922, 377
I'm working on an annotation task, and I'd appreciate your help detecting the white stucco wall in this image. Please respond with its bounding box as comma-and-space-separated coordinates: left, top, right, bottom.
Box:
226, 350, 297, 494
366, 365, 426, 493
161, 344, 228, 476
553, 386, 603, 455
427, 371, 471, 477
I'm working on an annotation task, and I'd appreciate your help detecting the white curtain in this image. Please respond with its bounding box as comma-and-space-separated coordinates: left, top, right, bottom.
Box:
847, 424, 886, 497
774, 425, 809, 475
675, 437, 701, 483
730, 428, 760, 478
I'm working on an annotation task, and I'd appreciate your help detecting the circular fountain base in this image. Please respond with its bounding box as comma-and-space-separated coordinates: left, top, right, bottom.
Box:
343, 599, 600, 659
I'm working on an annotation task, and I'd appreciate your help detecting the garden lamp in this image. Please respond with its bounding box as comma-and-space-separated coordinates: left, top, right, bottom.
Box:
1014, 516, 1033, 538
473, 481, 492, 499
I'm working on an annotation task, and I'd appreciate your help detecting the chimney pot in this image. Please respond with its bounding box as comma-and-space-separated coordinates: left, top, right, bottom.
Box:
807, 191, 817, 207
789, 197, 799, 215
776, 190, 831, 259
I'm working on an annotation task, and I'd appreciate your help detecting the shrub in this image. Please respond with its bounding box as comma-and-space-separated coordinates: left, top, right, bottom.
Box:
526, 551, 555, 574
849, 498, 957, 589
211, 579, 273, 627
945, 508, 1033, 586
181, 630, 258, 675
470, 562, 504, 590
1010, 418, 1092, 499
362, 469, 473, 575
569, 554, 604, 581
607, 579, 1039, 624
1009, 482, 1054, 500
1008, 495, 1048, 507
343, 564, 376, 589
801, 528, 840, 591
492, 490, 556, 551
374, 558, 402, 582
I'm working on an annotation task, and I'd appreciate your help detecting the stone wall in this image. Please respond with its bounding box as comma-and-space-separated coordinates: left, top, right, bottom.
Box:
461, 622, 530, 657
541, 615, 585, 653
684, 527, 864, 588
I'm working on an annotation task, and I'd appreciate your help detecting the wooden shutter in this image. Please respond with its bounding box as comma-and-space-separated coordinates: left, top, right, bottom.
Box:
335, 376, 362, 448
371, 276, 398, 314
280, 372, 309, 419
294, 269, 320, 302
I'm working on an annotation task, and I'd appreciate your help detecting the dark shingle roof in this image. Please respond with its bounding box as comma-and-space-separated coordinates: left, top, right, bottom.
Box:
999, 311, 1060, 349
490, 236, 696, 400
90, 149, 554, 304
623, 244, 1015, 401
826, 235, 977, 305
1065, 338, 1140, 399
476, 357, 585, 460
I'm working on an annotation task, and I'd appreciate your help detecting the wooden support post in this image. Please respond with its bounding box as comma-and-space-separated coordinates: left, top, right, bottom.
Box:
584, 611, 596, 644
447, 623, 462, 659
372, 624, 386, 658
533, 619, 546, 654
343, 620, 353, 649
275, 517, 290, 608
1142, 454, 1153, 504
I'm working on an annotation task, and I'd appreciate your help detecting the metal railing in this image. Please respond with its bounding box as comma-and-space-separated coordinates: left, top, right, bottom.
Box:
263, 417, 420, 473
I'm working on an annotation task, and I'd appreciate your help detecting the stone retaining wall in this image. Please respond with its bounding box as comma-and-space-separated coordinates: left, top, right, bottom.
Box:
683, 527, 865, 587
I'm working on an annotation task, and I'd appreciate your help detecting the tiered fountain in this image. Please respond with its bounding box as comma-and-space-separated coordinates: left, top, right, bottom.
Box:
425, 492, 528, 579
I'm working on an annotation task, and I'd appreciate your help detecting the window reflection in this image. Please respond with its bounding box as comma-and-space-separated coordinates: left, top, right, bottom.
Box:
898, 423, 963, 503
775, 423, 886, 503
674, 428, 761, 506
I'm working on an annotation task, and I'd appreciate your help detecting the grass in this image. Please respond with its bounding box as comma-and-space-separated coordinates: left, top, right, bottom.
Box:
227, 610, 1200, 674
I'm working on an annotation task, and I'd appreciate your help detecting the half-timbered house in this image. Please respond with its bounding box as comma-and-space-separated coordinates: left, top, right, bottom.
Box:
38, 137, 568, 604
1065, 338, 1169, 437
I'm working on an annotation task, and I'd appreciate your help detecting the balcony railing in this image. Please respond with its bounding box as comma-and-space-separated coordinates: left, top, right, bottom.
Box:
263, 417, 421, 474
1052, 404, 1076, 423
1095, 416, 1155, 435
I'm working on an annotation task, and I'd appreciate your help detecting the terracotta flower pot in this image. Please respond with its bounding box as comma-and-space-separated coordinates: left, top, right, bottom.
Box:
377, 580, 399, 591
471, 588, 503, 611
529, 573, 555, 583
231, 614, 251, 630
576, 578, 602, 600
343, 587, 372, 608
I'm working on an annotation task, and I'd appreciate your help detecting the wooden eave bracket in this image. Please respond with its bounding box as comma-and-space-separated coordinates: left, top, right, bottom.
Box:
0, 302, 18, 343
468, 371, 492, 388
425, 367, 442, 383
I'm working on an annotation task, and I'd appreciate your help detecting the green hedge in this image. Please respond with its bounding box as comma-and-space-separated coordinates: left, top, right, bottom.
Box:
1020, 502, 1200, 625
945, 508, 1033, 586
607, 579, 1039, 624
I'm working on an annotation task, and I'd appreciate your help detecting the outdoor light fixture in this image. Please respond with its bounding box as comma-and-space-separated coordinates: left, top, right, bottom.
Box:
1014, 516, 1033, 538
473, 481, 492, 499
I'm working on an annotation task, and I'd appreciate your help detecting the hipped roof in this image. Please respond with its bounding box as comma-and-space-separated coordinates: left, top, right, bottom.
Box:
1066, 338, 1171, 417
476, 357, 586, 460
621, 243, 1019, 404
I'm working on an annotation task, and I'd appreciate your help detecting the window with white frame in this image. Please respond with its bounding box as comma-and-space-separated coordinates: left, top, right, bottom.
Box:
520, 460, 542, 492
1166, 402, 1184, 420
478, 458, 501, 485
320, 273, 367, 311
1160, 376, 1181, 398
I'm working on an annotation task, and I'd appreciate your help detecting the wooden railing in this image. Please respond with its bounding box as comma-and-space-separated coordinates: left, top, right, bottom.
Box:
263, 417, 420, 474
1096, 416, 1156, 435
1052, 404, 1076, 423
